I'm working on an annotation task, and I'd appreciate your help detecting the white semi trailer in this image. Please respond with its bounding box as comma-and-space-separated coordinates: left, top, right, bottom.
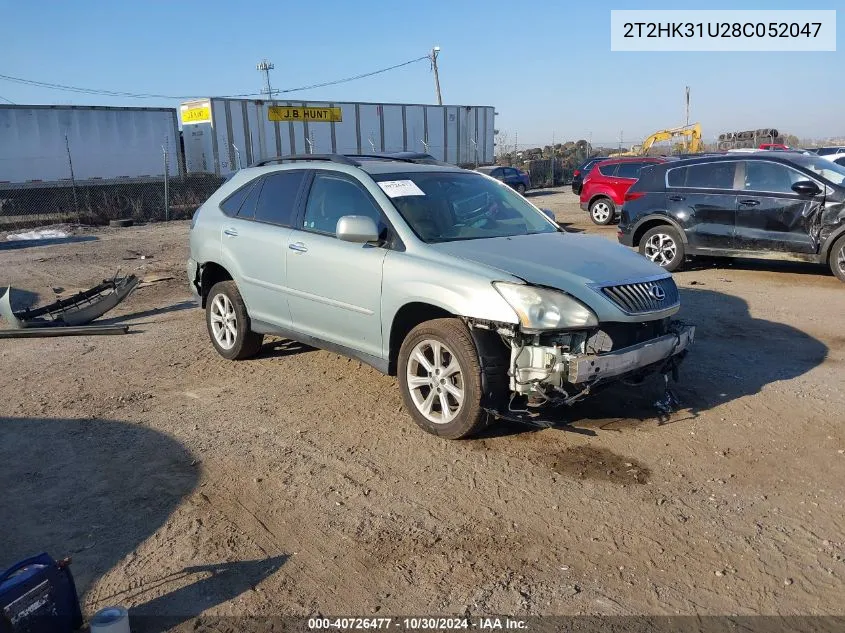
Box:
180, 98, 495, 176
0, 105, 182, 188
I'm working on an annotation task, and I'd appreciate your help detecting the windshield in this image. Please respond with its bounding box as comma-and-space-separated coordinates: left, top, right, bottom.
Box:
791, 155, 845, 185
373, 171, 558, 243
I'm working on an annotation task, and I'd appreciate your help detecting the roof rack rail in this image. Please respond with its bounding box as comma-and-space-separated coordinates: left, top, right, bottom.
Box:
251, 154, 359, 167
346, 153, 417, 164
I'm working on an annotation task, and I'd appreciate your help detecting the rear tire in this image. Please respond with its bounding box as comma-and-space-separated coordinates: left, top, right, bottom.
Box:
829, 235, 845, 282
639, 226, 685, 272
589, 197, 616, 225
206, 281, 264, 360
398, 318, 488, 440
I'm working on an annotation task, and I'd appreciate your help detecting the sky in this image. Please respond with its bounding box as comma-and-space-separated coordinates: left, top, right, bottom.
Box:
2, 0, 842, 148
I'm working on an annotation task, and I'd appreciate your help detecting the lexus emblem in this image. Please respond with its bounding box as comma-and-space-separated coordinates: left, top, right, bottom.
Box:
648, 284, 666, 301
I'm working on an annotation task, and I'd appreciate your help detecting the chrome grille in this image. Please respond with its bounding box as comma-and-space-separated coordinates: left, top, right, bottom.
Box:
600, 277, 679, 315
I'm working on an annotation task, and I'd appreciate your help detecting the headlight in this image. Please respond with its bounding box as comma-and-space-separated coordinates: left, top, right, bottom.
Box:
493, 282, 598, 330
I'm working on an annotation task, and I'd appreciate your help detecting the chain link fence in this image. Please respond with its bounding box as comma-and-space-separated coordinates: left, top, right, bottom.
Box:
0, 144, 225, 233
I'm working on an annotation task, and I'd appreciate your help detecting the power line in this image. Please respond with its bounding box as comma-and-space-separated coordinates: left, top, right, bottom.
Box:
0, 55, 430, 101
270, 55, 429, 95
0, 94, 15, 104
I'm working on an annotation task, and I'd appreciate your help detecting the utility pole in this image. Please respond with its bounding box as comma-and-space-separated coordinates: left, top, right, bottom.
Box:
619, 130, 623, 150
429, 46, 442, 105
685, 86, 690, 127
257, 59, 275, 98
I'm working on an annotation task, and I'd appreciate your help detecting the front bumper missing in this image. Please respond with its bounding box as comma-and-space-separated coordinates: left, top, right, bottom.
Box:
567, 325, 695, 384
508, 323, 696, 403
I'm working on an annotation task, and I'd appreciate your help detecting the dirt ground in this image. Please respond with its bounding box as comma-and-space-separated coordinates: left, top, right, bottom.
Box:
2, 188, 844, 626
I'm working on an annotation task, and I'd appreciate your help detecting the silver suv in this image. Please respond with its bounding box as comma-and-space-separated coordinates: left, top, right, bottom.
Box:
188, 154, 694, 439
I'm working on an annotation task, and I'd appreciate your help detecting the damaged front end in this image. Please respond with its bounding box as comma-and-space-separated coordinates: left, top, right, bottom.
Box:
506, 319, 694, 405
466, 278, 695, 421
468, 317, 694, 420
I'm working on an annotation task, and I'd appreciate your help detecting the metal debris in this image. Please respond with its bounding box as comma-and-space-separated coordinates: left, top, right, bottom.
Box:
0, 273, 138, 329
0, 324, 130, 338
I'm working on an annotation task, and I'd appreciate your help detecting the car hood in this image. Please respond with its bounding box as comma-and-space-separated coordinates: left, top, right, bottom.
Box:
428, 232, 670, 315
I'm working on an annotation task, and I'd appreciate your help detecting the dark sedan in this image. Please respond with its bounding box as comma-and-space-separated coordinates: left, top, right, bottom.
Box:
475, 165, 531, 195
617, 154, 845, 281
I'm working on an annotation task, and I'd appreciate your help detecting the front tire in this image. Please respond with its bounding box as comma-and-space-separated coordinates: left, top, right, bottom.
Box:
398, 318, 487, 440
589, 197, 615, 225
206, 281, 264, 360
639, 226, 685, 272
829, 235, 845, 282
516, 183, 527, 195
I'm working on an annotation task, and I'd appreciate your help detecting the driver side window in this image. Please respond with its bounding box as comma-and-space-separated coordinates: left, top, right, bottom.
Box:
744, 161, 804, 194
303, 173, 384, 236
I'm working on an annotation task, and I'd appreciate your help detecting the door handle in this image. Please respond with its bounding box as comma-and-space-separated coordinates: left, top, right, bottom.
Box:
288, 242, 308, 253
739, 199, 760, 206
668, 195, 685, 201
223, 227, 238, 237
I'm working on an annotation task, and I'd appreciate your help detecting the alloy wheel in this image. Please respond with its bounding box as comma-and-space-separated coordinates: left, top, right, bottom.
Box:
591, 202, 611, 223
644, 233, 677, 267
405, 339, 465, 424
209, 293, 237, 350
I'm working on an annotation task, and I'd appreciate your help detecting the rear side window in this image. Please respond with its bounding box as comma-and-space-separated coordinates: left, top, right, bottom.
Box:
598, 163, 618, 177
615, 162, 644, 179
237, 178, 264, 219
580, 158, 601, 172
254, 171, 306, 226
219, 180, 255, 217
667, 162, 736, 189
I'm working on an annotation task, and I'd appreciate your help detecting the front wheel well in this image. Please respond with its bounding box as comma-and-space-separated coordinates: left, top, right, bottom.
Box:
199, 262, 233, 307
388, 302, 454, 375
632, 219, 683, 248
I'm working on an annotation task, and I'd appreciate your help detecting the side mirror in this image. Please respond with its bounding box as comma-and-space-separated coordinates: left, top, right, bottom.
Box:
541, 208, 556, 222
336, 215, 379, 243
791, 180, 821, 196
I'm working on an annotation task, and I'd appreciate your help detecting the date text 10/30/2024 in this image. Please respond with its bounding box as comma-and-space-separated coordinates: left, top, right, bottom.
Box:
307, 617, 528, 630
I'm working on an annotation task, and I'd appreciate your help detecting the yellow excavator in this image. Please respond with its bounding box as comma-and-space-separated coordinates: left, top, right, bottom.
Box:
610, 123, 703, 157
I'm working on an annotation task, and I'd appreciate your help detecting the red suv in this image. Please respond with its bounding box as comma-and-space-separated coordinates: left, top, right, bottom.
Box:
579, 157, 670, 225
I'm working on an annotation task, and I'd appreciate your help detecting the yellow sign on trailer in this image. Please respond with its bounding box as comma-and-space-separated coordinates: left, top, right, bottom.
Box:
268, 106, 342, 123
181, 104, 211, 124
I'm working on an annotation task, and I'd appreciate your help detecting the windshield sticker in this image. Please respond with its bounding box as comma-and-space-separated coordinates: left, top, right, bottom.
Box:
378, 180, 426, 198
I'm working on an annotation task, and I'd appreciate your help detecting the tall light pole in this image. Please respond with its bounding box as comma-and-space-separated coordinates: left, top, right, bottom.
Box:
257, 59, 275, 98
685, 86, 690, 127
429, 46, 442, 105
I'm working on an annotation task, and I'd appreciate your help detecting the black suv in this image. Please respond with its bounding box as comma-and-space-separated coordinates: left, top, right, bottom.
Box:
571, 156, 610, 195
617, 154, 845, 281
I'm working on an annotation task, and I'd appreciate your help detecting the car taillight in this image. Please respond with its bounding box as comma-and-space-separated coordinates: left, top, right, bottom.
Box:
624, 191, 645, 202
574, 169, 581, 177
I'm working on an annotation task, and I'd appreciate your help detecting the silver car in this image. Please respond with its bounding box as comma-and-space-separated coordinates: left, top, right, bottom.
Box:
188, 154, 694, 439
